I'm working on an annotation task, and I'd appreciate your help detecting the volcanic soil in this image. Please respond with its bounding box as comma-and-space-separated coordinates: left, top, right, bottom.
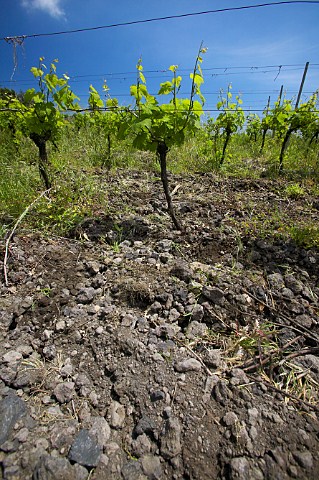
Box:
1, 171, 319, 479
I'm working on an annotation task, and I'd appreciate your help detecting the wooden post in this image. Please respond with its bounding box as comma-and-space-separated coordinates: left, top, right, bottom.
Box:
278, 85, 284, 105
295, 62, 309, 109
273, 88, 283, 137
260, 96, 271, 154
279, 63, 309, 171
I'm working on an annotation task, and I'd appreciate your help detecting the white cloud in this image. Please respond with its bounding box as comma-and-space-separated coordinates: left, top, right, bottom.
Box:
21, 0, 66, 19
210, 38, 298, 63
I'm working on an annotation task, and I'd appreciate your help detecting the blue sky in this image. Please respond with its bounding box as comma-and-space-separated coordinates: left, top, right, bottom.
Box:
1, 0, 319, 114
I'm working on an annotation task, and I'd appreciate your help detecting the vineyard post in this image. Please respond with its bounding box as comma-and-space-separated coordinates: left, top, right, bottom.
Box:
295, 62, 309, 109
278, 85, 284, 106
279, 62, 309, 171
272, 86, 284, 137
260, 95, 271, 154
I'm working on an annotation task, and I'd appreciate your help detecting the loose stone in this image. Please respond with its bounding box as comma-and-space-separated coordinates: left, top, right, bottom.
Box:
160, 416, 182, 459
53, 382, 75, 404
0, 394, 27, 446
109, 400, 126, 429
202, 286, 225, 305
68, 429, 102, 467
174, 358, 202, 373
89, 416, 111, 447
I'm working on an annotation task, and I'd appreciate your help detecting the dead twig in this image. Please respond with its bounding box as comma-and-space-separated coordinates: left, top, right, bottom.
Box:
278, 312, 319, 344
171, 184, 181, 196
242, 288, 319, 344
174, 337, 214, 377
248, 374, 319, 414
279, 347, 319, 365
241, 335, 303, 373
3, 189, 51, 286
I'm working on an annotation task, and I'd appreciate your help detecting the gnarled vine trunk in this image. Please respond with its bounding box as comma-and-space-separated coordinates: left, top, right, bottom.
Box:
220, 128, 232, 166
156, 141, 183, 231
279, 128, 294, 173
30, 133, 51, 189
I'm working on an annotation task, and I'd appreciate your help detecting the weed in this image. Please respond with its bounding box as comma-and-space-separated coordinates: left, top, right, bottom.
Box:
113, 223, 123, 243
289, 225, 319, 248
111, 241, 121, 253
274, 362, 319, 406
0, 222, 10, 239
38, 287, 52, 297
226, 321, 277, 359
284, 183, 305, 199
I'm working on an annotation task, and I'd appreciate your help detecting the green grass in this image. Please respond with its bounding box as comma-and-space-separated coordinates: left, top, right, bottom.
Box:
0, 132, 40, 220
0, 124, 318, 239
289, 225, 319, 248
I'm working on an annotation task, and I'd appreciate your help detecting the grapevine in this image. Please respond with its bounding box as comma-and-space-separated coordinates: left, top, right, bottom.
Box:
113, 44, 207, 230
6, 58, 80, 188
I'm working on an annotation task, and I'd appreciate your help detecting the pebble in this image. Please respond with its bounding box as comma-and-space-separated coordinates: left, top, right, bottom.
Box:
68, 429, 102, 467
295, 314, 313, 329
229, 457, 262, 479
247, 407, 259, 425
16, 345, 33, 357
202, 286, 225, 305
42, 345, 57, 360
223, 411, 239, 427
267, 273, 285, 289
89, 417, 111, 447
109, 400, 126, 429
152, 353, 165, 362
160, 416, 182, 459
122, 460, 147, 480
55, 320, 66, 332
85, 261, 101, 275
150, 390, 165, 402
53, 382, 75, 403
170, 262, 193, 282
60, 363, 73, 378
230, 368, 249, 386
174, 358, 202, 373
293, 451, 313, 469
235, 293, 253, 305
132, 434, 152, 457
141, 454, 162, 479
0, 394, 27, 445
2, 210, 319, 480
75, 373, 92, 387
156, 239, 173, 252
76, 287, 96, 304
134, 416, 156, 437
186, 321, 207, 339
2, 351, 22, 364
285, 275, 303, 294
190, 304, 204, 322
42, 329, 54, 340
14, 427, 29, 443
46, 405, 64, 417
50, 424, 76, 450
203, 349, 222, 368
168, 308, 181, 322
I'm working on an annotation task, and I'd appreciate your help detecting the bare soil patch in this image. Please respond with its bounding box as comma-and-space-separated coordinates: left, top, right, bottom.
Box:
1, 171, 319, 479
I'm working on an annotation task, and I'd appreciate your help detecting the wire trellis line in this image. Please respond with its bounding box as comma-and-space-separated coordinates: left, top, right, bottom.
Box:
2, 2, 319, 41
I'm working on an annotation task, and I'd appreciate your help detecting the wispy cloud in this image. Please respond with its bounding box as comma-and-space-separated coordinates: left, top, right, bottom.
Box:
209, 37, 300, 64
21, 0, 66, 19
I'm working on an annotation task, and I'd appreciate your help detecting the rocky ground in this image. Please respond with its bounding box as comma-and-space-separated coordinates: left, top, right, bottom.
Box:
1, 171, 319, 479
